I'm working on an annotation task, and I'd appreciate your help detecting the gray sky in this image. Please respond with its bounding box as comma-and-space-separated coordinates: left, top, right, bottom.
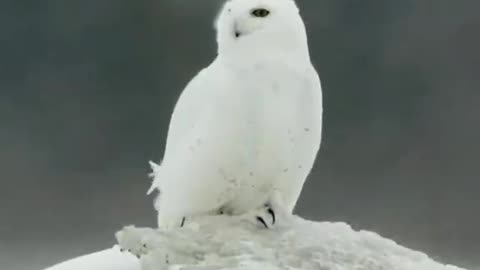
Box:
0, 0, 479, 269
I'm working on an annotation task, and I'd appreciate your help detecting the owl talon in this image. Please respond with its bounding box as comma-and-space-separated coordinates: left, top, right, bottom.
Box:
180, 217, 186, 227
267, 207, 276, 225
256, 216, 269, 229
253, 203, 277, 229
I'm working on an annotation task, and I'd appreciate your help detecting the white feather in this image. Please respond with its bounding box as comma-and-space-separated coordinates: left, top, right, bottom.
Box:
149, 0, 323, 228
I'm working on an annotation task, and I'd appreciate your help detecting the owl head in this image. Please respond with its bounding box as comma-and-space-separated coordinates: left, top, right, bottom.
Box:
215, 0, 309, 60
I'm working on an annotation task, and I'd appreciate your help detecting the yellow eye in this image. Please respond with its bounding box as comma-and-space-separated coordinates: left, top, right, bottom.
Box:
251, 8, 270, 18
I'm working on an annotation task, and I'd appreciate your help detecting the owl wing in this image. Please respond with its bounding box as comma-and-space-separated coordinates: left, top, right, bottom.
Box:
148, 63, 212, 193
164, 63, 218, 158
147, 60, 243, 226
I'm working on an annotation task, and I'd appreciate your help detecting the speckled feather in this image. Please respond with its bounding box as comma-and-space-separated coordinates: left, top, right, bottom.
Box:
148, 0, 322, 228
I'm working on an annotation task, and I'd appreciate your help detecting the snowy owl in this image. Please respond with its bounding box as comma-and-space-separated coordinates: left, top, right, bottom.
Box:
148, 0, 322, 229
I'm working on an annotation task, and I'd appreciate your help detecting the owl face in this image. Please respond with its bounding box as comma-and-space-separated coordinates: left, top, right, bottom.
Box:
219, 0, 298, 39
229, 3, 273, 38
215, 0, 308, 61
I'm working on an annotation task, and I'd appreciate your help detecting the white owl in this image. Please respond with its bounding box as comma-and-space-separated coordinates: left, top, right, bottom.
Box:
148, 0, 323, 229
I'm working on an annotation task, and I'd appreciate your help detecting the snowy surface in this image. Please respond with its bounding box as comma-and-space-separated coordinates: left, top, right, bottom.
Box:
109, 214, 466, 270
45, 246, 140, 270
46, 214, 468, 270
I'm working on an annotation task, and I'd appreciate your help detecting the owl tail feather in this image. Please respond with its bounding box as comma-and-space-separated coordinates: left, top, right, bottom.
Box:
147, 160, 162, 195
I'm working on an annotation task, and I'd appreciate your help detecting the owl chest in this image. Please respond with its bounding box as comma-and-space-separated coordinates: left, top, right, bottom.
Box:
225, 64, 308, 115
218, 66, 320, 161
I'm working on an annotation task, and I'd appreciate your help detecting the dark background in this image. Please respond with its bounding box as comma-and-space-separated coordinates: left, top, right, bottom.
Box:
1, 0, 479, 269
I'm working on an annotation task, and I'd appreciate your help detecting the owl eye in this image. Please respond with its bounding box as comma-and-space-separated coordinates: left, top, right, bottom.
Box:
251, 8, 270, 18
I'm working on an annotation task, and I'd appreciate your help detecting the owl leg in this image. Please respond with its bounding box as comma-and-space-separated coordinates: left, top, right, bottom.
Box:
217, 205, 235, 215
254, 191, 288, 229
158, 214, 188, 229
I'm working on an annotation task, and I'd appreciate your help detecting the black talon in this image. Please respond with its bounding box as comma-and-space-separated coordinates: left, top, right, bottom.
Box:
120, 248, 124, 252
256, 216, 269, 229
180, 217, 186, 227
267, 208, 276, 225
136, 255, 141, 259
143, 244, 147, 248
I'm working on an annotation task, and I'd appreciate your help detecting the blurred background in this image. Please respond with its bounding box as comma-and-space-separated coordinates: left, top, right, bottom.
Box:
1, 0, 479, 269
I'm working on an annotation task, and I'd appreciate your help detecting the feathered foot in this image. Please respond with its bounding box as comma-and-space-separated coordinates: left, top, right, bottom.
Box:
255, 203, 276, 229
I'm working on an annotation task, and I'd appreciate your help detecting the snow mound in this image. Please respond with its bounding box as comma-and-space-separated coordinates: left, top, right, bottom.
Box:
116, 214, 466, 270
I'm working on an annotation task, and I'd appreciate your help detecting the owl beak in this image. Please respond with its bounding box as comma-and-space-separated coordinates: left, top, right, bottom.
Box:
233, 22, 242, 38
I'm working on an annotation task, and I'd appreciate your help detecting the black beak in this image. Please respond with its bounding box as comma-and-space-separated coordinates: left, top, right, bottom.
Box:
234, 21, 241, 38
